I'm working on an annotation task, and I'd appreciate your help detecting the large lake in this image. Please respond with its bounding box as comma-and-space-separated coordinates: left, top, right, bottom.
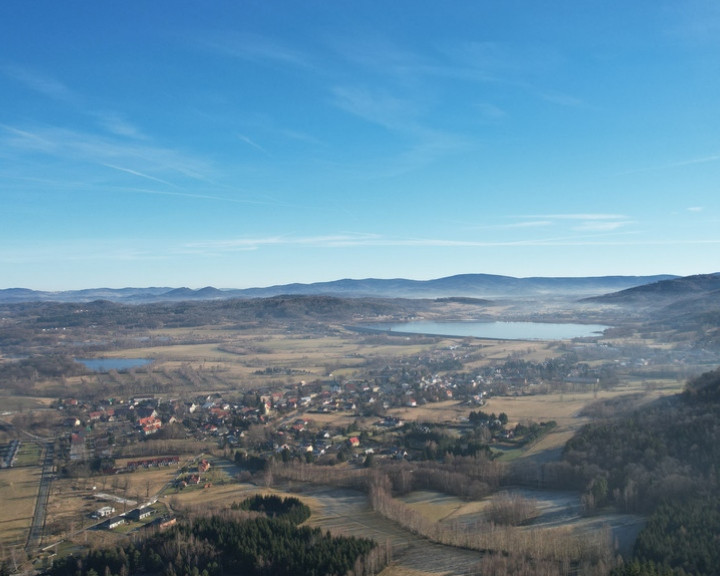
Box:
76, 358, 153, 372
366, 321, 608, 340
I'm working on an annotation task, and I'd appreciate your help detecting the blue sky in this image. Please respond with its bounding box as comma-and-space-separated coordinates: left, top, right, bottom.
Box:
1, 1, 719, 290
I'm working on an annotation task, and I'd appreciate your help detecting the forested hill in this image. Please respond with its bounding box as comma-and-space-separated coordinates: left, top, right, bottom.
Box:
554, 368, 720, 575
583, 273, 720, 306
0, 295, 432, 332
561, 368, 720, 512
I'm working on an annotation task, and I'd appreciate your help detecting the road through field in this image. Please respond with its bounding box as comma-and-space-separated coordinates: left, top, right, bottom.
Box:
302, 486, 483, 576
26, 440, 54, 552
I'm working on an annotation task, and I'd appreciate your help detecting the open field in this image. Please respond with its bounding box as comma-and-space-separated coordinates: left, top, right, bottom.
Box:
158, 478, 485, 575
491, 380, 683, 454
12, 442, 42, 467
0, 466, 39, 548
65, 328, 467, 392
398, 488, 644, 560
56, 322, 572, 397
302, 486, 484, 576
383, 377, 685, 464
0, 396, 55, 413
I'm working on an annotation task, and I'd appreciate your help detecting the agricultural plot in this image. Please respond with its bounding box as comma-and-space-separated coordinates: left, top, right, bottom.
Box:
302, 486, 484, 576
397, 488, 644, 560
11, 442, 42, 467
165, 476, 485, 576
0, 466, 39, 548
69, 323, 570, 397
68, 327, 453, 394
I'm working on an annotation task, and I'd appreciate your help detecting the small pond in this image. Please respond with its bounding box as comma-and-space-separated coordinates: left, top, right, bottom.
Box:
75, 358, 153, 372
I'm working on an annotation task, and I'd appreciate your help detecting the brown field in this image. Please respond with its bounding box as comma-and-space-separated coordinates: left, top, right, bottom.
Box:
71, 325, 568, 396
486, 380, 684, 458
387, 400, 466, 423
301, 486, 484, 576
0, 467, 39, 548
83, 328, 456, 389
397, 487, 645, 559
160, 477, 485, 575
0, 396, 55, 412
384, 378, 683, 465
398, 490, 472, 523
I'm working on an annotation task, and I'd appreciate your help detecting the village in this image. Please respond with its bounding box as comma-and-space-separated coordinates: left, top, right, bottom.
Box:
13, 334, 675, 497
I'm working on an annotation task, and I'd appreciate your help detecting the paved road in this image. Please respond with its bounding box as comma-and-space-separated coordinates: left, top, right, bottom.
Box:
26, 440, 54, 552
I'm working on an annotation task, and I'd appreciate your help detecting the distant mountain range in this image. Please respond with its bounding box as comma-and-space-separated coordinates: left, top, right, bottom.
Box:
0, 273, 680, 304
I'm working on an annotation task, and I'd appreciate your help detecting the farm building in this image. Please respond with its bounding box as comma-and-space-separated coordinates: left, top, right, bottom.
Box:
127, 507, 153, 522
102, 516, 126, 530
91, 506, 115, 519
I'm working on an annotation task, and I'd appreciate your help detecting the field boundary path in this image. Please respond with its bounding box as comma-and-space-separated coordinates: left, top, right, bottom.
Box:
25, 439, 54, 552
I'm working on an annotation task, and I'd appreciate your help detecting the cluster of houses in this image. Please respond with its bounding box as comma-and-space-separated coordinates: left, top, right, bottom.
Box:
125, 456, 180, 471
97, 505, 169, 531
52, 347, 621, 472
175, 458, 212, 489
54, 370, 486, 467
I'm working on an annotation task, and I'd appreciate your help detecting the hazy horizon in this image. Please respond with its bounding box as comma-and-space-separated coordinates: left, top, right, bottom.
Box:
1, 270, 698, 294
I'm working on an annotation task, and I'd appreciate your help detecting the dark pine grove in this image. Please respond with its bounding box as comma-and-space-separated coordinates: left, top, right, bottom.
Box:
45, 512, 379, 576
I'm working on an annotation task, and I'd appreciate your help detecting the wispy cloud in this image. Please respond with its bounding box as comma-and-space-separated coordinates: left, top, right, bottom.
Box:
124, 187, 289, 207
329, 34, 443, 83
468, 220, 554, 230
670, 153, 720, 167
475, 102, 506, 121
441, 40, 585, 108
510, 213, 634, 232
1, 124, 210, 182
445, 40, 563, 78
0, 238, 165, 264
180, 229, 676, 255
2, 64, 78, 104
618, 151, 720, 176
94, 112, 147, 139
6, 232, 720, 268
3, 63, 152, 145
329, 83, 470, 176
183, 233, 381, 253
572, 220, 632, 232
103, 164, 178, 187
238, 134, 269, 155
519, 213, 628, 221
331, 85, 421, 132
537, 90, 585, 108
200, 31, 311, 68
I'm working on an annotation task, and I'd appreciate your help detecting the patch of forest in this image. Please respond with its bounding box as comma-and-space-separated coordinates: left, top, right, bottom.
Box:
44, 510, 384, 576
231, 494, 311, 525
549, 368, 720, 575
616, 494, 720, 576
